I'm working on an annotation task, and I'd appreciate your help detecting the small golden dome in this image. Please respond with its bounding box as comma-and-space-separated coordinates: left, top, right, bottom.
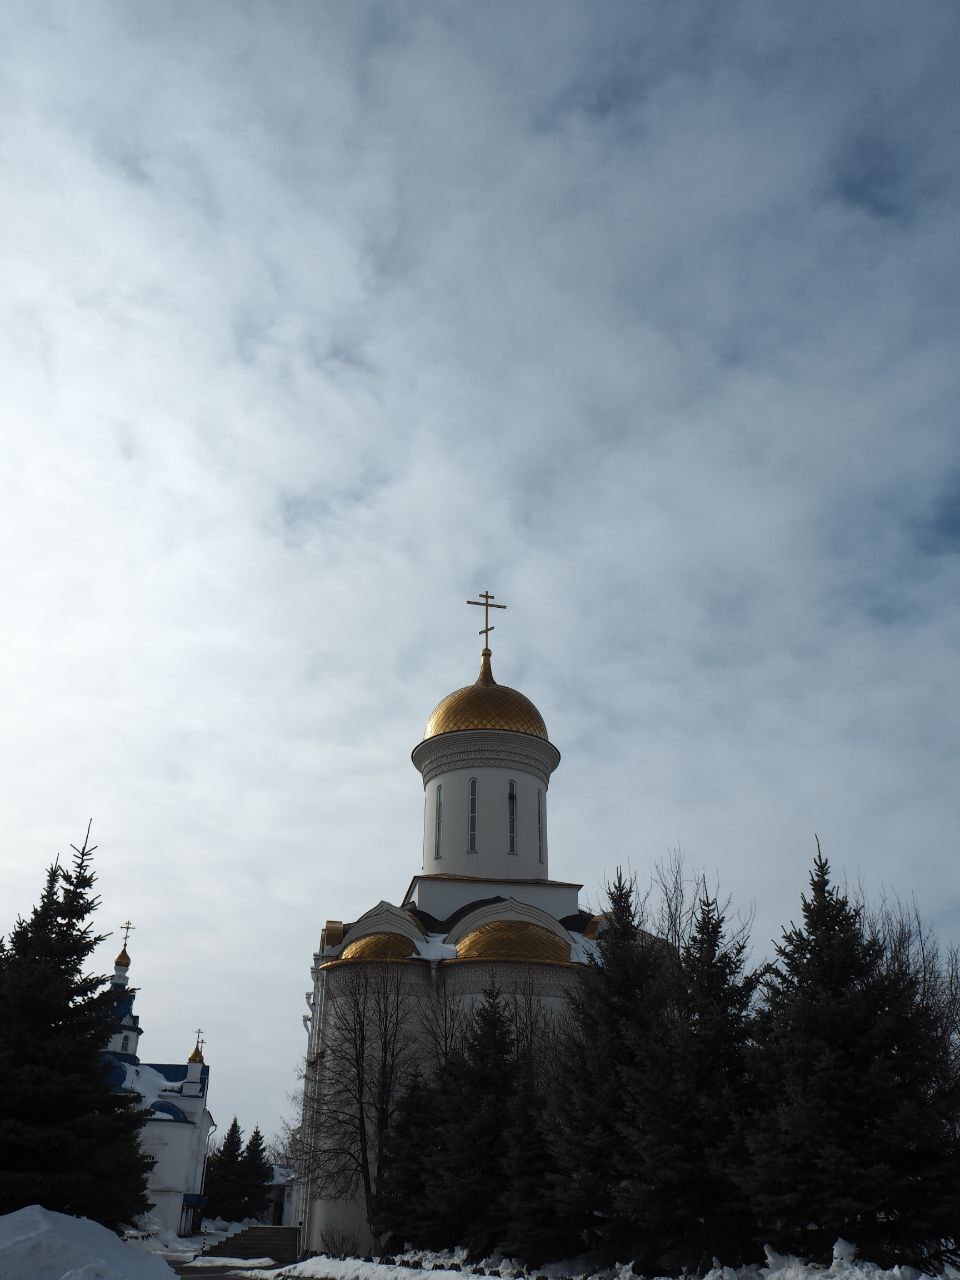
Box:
339, 932, 416, 962
582, 913, 608, 939
424, 650, 547, 740
114, 946, 131, 968
188, 1043, 204, 1064
455, 920, 570, 964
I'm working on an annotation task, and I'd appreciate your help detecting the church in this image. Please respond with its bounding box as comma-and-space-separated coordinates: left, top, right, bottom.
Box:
296, 595, 602, 1254
104, 937, 215, 1238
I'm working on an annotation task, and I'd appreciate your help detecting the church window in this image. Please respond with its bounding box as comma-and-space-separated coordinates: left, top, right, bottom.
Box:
508, 780, 517, 853
468, 778, 478, 852
121, 1034, 129, 1052
434, 785, 443, 859
537, 790, 543, 863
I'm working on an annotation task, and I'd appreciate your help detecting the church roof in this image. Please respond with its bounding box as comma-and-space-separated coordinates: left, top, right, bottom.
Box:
339, 932, 416, 961
422, 649, 548, 740
453, 919, 571, 964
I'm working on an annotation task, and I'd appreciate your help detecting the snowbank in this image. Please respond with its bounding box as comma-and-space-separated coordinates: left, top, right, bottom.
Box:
186, 1258, 277, 1269
223, 1242, 952, 1280
0, 1204, 176, 1280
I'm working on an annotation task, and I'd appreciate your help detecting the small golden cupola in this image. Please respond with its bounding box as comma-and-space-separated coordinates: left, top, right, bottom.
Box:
423, 647, 548, 740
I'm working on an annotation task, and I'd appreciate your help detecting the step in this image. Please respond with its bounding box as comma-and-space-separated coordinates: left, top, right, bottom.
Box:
200, 1225, 299, 1265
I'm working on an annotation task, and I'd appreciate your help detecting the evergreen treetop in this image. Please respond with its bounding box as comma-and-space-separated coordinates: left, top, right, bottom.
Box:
204, 1116, 246, 1221
205, 1117, 276, 1223
0, 824, 153, 1230
240, 1126, 273, 1220
750, 851, 960, 1269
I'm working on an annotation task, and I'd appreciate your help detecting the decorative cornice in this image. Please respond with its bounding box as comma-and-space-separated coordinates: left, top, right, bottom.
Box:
412, 729, 560, 787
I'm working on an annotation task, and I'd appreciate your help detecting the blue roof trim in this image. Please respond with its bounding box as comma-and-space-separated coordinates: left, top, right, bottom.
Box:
145, 1062, 210, 1082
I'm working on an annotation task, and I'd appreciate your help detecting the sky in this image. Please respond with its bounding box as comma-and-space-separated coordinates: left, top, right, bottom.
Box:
2, 0, 959, 1146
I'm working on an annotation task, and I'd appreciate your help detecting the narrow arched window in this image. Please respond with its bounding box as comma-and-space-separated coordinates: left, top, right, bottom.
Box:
434, 784, 443, 859
468, 778, 478, 852
537, 790, 543, 863
508, 780, 517, 854
121, 1034, 130, 1052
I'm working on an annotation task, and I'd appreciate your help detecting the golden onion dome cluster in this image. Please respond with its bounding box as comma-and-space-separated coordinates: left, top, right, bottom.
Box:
423, 649, 548, 741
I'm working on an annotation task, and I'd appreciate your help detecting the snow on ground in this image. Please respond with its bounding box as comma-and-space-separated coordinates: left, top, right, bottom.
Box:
5, 1209, 955, 1280
185, 1258, 277, 1269
224, 1241, 957, 1280
0, 1203, 176, 1280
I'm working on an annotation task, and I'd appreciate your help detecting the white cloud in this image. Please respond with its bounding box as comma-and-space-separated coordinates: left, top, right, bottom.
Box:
1, 0, 958, 1138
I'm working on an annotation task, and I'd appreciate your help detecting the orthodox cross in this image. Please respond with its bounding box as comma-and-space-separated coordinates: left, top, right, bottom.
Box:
467, 590, 507, 646
120, 920, 135, 947
194, 1029, 205, 1053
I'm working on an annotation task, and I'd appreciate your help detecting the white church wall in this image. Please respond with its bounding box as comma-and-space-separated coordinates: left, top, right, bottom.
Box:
303, 1192, 374, 1256
298, 955, 581, 1254
138, 1105, 212, 1236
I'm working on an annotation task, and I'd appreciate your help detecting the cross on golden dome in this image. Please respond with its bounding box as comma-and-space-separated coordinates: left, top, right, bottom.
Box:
114, 920, 135, 967
467, 590, 506, 648
188, 1029, 205, 1064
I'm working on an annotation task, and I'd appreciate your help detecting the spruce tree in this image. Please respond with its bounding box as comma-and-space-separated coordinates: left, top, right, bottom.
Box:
551, 870, 663, 1261
0, 825, 152, 1230
428, 985, 517, 1257
616, 893, 759, 1272
500, 1052, 568, 1265
376, 1069, 441, 1249
204, 1117, 246, 1221
749, 853, 960, 1269
240, 1126, 273, 1220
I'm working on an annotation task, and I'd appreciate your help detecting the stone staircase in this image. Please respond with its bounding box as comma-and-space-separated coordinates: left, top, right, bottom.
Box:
195, 1224, 300, 1267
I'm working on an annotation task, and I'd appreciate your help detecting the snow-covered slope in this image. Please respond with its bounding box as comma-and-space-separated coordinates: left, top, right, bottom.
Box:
223, 1241, 957, 1280
0, 1204, 176, 1280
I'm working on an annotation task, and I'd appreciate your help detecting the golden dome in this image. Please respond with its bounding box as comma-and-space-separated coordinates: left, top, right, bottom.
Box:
455, 920, 570, 964
583, 913, 608, 939
188, 1043, 204, 1064
114, 946, 131, 968
424, 650, 547, 740
339, 932, 416, 962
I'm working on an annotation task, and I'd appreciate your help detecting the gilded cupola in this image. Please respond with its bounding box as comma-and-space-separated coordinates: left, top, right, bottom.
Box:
423, 648, 548, 740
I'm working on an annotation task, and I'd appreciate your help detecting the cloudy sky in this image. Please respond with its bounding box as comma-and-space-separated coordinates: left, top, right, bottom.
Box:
2, 1, 959, 1144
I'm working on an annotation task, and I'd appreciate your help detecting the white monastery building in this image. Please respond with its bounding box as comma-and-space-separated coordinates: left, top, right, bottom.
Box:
297, 595, 602, 1253
104, 939, 215, 1237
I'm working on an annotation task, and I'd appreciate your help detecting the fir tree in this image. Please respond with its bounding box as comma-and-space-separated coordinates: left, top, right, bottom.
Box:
204, 1117, 246, 1221
500, 1051, 570, 1265
749, 852, 960, 1269
376, 1069, 441, 1249
0, 824, 153, 1230
551, 869, 664, 1260
616, 892, 759, 1272
240, 1126, 273, 1220
428, 985, 517, 1257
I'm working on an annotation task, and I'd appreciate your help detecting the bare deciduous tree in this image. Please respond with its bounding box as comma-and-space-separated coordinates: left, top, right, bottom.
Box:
294, 962, 416, 1227
416, 977, 466, 1071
